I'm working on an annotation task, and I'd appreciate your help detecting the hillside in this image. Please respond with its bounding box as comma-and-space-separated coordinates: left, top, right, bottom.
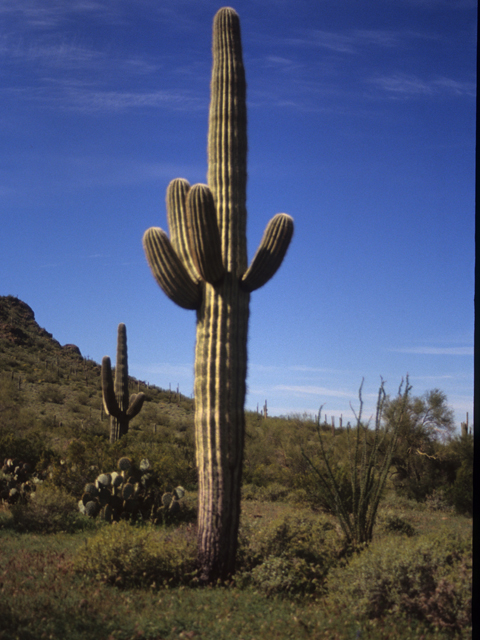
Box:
0, 295, 195, 451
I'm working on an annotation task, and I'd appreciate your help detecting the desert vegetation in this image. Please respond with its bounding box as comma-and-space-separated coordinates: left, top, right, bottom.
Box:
0, 293, 472, 638
0, 4, 472, 637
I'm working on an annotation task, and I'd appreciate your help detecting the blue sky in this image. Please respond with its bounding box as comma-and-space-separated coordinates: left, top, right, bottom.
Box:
1, 0, 475, 430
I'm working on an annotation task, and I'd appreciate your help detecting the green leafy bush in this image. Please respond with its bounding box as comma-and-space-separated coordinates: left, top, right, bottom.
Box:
236, 512, 343, 597
241, 482, 292, 503
8, 485, 96, 533
447, 461, 473, 516
379, 513, 416, 537
38, 384, 64, 404
443, 433, 473, 516
425, 489, 454, 513
0, 431, 55, 470
326, 528, 472, 633
242, 555, 326, 598
73, 520, 198, 588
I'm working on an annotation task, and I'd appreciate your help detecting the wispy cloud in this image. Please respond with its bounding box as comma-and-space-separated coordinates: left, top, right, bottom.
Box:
286, 27, 430, 55
274, 385, 357, 399
0, 35, 162, 76
369, 74, 476, 98
1, 79, 206, 113
390, 346, 473, 355
134, 362, 194, 381
249, 363, 350, 375
63, 88, 206, 113
0, 0, 123, 29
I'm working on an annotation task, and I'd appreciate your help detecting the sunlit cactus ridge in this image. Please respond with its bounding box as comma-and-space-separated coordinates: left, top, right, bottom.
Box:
142, 6, 293, 582
101, 323, 145, 443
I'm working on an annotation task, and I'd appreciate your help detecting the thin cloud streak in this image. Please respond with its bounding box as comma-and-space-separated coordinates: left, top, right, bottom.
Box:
369, 74, 476, 98
390, 347, 473, 355
286, 27, 433, 54
63, 88, 206, 113
274, 385, 357, 399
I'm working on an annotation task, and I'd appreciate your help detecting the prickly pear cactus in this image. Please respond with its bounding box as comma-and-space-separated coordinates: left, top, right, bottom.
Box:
0, 458, 42, 505
143, 7, 293, 581
78, 457, 186, 525
102, 324, 146, 443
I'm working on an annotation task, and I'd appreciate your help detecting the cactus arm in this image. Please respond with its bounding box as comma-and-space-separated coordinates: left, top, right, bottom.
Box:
166, 178, 201, 283
143, 227, 202, 310
241, 213, 294, 292
186, 184, 224, 284
127, 392, 145, 418
101, 356, 121, 418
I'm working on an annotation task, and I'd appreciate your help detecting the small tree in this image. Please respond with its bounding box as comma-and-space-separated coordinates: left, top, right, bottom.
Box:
385, 388, 455, 500
301, 378, 411, 547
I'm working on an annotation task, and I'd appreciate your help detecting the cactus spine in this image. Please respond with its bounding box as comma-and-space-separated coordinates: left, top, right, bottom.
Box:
143, 7, 293, 582
102, 323, 145, 443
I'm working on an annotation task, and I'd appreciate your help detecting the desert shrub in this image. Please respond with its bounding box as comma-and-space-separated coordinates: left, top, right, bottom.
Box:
73, 520, 198, 588
241, 555, 326, 598
0, 431, 55, 469
241, 482, 291, 503
425, 489, 454, 513
300, 379, 410, 546
236, 512, 343, 597
8, 485, 96, 533
387, 389, 457, 503
443, 433, 473, 516
46, 437, 107, 495
446, 461, 473, 516
76, 391, 90, 405
379, 513, 416, 537
38, 384, 64, 404
326, 528, 472, 633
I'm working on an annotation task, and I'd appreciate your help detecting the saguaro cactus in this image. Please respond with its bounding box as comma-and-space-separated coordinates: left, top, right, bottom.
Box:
143, 7, 293, 581
102, 323, 145, 443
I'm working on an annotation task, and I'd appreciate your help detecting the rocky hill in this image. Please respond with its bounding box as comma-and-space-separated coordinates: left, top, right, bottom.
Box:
0, 295, 194, 451
0, 295, 82, 355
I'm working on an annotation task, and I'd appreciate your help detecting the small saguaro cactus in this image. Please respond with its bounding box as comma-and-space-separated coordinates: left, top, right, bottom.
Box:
143, 8, 293, 582
102, 323, 145, 443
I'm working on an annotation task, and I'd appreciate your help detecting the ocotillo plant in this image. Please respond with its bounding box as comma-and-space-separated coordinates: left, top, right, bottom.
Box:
143, 8, 293, 582
102, 323, 145, 443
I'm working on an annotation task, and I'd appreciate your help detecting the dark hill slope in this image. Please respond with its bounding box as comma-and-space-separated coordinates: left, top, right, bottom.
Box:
0, 295, 194, 452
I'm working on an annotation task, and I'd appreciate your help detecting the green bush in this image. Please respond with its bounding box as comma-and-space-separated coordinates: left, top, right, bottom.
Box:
326, 528, 472, 633
73, 520, 198, 588
379, 513, 416, 537
236, 512, 343, 597
8, 485, 96, 533
241, 482, 291, 503
241, 555, 326, 598
443, 433, 473, 516
38, 384, 64, 404
446, 461, 473, 516
0, 431, 55, 470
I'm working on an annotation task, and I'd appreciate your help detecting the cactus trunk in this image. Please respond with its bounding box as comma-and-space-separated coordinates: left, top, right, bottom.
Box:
194, 6, 249, 582
111, 323, 129, 442
102, 324, 145, 443
143, 7, 293, 582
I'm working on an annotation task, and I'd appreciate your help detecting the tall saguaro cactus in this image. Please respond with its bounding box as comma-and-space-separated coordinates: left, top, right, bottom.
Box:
102, 323, 145, 443
143, 7, 293, 582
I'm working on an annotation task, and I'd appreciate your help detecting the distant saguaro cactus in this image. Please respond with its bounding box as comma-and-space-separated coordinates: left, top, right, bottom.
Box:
143, 7, 293, 582
102, 323, 145, 443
